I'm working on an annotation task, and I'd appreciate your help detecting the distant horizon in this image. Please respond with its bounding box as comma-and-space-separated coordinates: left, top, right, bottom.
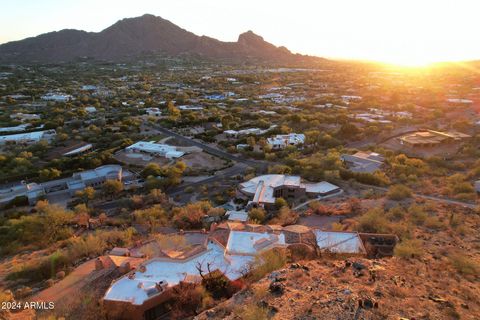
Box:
1, 0, 480, 66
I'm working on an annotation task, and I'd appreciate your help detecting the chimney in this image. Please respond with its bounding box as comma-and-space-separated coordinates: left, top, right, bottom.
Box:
210, 222, 217, 232
95, 257, 104, 270
120, 262, 131, 274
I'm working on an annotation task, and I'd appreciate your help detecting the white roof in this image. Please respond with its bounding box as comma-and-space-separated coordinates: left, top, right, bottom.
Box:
240, 174, 301, 204
0, 130, 54, 143
305, 181, 340, 194
240, 174, 339, 204
41, 93, 72, 101
226, 231, 286, 255
267, 133, 305, 147
75, 165, 122, 181
314, 230, 365, 254
63, 144, 93, 156
104, 242, 253, 305
126, 141, 185, 159
226, 210, 249, 222
178, 105, 203, 110
224, 128, 263, 136
0, 124, 31, 133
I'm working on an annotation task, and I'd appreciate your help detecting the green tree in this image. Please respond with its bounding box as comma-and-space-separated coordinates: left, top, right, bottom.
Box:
102, 180, 123, 199
275, 197, 288, 210
142, 163, 162, 178
75, 186, 96, 206
248, 207, 266, 223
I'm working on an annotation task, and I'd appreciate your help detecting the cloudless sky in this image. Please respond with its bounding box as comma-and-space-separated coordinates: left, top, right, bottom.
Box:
1, 0, 480, 65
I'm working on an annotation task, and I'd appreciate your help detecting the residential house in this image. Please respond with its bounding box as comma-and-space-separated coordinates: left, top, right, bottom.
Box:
239, 174, 341, 210
341, 151, 385, 173
125, 141, 185, 159
267, 133, 305, 150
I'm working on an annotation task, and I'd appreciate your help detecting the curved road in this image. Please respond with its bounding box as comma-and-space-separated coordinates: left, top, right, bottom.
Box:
146, 123, 477, 209
148, 123, 267, 170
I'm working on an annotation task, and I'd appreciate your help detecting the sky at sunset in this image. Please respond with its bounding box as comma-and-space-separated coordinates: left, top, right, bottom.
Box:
1, 0, 479, 66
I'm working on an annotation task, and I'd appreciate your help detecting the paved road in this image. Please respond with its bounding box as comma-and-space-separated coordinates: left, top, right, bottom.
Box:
95, 164, 247, 211
147, 123, 267, 170
106, 123, 477, 210
168, 163, 246, 196
346, 126, 420, 149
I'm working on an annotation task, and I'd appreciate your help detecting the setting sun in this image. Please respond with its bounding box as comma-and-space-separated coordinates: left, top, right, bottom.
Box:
2, 1, 480, 320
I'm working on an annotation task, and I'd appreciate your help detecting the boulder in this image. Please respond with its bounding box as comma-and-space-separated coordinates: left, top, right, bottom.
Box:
269, 281, 285, 295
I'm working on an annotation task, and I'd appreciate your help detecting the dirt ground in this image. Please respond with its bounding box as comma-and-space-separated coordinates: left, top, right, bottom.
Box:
182, 152, 229, 172
197, 200, 480, 320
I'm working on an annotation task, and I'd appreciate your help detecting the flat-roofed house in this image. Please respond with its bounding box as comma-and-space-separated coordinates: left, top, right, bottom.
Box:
102, 223, 393, 319
341, 151, 385, 173
267, 133, 305, 150
0, 165, 132, 206
62, 143, 93, 157
10, 113, 41, 121
41, 93, 73, 102
125, 141, 185, 159
146, 108, 162, 117
0, 130, 56, 145
399, 130, 471, 148
239, 174, 340, 210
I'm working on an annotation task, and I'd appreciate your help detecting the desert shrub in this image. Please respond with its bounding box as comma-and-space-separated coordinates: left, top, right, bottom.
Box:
7, 250, 70, 283
270, 207, 298, 226
229, 279, 246, 294
252, 283, 269, 300
133, 205, 169, 232
248, 248, 288, 282
449, 252, 480, 276
168, 284, 213, 319
449, 213, 462, 228
274, 197, 288, 209
201, 270, 231, 299
6, 228, 135, 284
394, 239, 423, 259
386, 206, 405, 221
452, 182, 475, 194
389, 222, 413, 239
387, 184, 412, 201
331, 222, 344, 231
361, 189, 377, 199
68, 234, 106, 260
356, 208, 390, 233
424, 216, 445, 230
0, 202, 74, 254
340, 168, 389, 186
172, 201, 212, 229
408, 205, 428, 225
207, 207, 225, 217
235, 303, 269, 320
248, 207, 266, 223
455, 192, 476, 202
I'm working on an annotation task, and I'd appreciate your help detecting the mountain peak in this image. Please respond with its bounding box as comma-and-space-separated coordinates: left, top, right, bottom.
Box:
238, 30, 264, 43
0, 14, 306, 64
